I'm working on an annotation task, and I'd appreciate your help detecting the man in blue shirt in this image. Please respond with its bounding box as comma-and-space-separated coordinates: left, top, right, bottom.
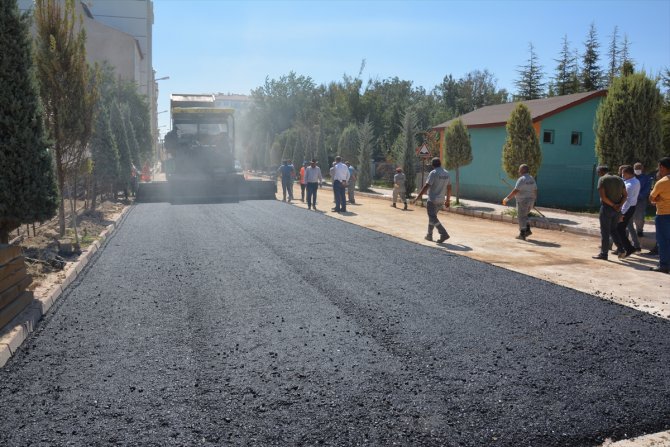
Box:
277, 160, 295, 202
633, 162, 653, 237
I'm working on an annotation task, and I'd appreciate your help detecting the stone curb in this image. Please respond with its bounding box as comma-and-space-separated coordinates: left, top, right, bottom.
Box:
0, 206, 131, 368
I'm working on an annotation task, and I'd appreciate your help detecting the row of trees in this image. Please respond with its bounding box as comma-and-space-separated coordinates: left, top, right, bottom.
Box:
240, 68, 510, 182
515, 23, 634, 100
1, 0, 151, 244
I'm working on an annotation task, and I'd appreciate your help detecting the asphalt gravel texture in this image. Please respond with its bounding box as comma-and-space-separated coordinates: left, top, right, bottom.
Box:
1, 201, 669, 447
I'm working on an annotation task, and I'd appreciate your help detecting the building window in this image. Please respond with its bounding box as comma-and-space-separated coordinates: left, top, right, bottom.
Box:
571, 131, 582, 146
543, 130, 554, 144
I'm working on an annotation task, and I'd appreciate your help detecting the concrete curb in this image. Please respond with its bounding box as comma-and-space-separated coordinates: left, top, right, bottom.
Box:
0, 205, 131, 368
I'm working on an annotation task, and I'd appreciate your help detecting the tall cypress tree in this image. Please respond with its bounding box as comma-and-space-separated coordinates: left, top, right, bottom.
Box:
110, 102, 132, 194
90, 104, 119, 208
595, 67, 663, 170
502, 104, 542, 179
582, 23, 604, 91
357, 118, 374, 192
0, 0, 58, 244
444, 119, 473, 204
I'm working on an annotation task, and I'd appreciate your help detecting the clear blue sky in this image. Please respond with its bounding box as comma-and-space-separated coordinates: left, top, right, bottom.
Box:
153, 0, 670, 134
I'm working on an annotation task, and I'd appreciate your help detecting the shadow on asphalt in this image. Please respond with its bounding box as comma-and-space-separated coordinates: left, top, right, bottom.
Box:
440, 243, 472, 252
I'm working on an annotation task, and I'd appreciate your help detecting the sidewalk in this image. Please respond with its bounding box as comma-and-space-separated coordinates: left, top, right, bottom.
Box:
366, 186, 657, 249
288, 182, 668, 322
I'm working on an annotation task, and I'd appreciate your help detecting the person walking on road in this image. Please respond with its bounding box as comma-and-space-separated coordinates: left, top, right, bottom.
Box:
392, 167, 407, 210
413, 157, 451, 243
345, 161, 357, 204
304, 159, 323, 210
593, 165, 627, 260
277, 160, 296, 202
503, 164, 537, 240
331, 156, 350, 213
649, 157, 670, 273
616, 165, 640, 259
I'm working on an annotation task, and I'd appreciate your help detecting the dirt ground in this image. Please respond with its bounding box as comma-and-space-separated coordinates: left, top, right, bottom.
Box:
286, 190, 670, 321
14, 201, 126, 289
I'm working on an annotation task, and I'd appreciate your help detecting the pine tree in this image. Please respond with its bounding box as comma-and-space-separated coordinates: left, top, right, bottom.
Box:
357, 118, 374, 192
0, 0, 58, 244
514, 42, 545, 100
582, 23, 604, 91
595, 67, 663, 170
554, 35, 581, 96
502, 104, 542, 179
620, 34, 633, 69
606, 26, 620, 86
444, 119, 473, 204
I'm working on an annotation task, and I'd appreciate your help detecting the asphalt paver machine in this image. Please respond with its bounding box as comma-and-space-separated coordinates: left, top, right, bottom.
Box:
137, 94, 275, 203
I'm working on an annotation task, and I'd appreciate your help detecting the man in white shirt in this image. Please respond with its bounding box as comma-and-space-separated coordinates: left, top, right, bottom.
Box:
616, 165, 641, 259
304, 159, 323, 210
331, 156, 350, 213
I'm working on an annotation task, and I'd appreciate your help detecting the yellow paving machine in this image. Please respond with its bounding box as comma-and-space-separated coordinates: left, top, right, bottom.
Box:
137, 94, 275, 203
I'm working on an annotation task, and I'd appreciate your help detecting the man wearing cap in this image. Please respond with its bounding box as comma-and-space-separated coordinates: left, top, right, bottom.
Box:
331, 156, 350, 213
392, 167, 407, 210
593, 165, 627, 260
502, 164, 537, 240
277, 159, 295, 202
413, 157, 451, 243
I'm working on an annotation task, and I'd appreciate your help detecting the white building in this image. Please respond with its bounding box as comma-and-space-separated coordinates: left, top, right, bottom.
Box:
18, 0, 157, 157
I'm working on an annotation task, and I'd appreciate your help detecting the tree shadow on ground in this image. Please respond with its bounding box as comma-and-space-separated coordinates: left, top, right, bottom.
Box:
544, 218, 579, 226
467, 206, 496, 212
524, 239, 561, 248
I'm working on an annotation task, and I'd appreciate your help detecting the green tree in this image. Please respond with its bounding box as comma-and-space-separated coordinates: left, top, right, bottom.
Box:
606, 26, 620, 86
502, 103, 542, 178
34, 0, 97, 236
661, 68, 670, 156
595, 67, 663, 170
337, 123, 359, 163
90, 104, 119, 209
444, 119, 473, 204
554, 35, 581, 96
0, 0, 58, 244
110, 102, 132, 196
515, 42, 545, 100
357, 118, 374, 191
392, 109, 419, 195
582, 23, 604, 91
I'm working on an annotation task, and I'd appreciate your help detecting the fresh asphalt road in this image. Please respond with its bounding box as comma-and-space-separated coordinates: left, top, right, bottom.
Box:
1, 201, 669, 447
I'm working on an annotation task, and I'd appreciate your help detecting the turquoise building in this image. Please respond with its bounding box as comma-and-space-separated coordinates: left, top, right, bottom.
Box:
433, 91, 607, 209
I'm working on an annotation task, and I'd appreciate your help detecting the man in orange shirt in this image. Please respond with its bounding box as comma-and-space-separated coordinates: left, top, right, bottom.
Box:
650, 157, 670, 273
299, 161, 308, 202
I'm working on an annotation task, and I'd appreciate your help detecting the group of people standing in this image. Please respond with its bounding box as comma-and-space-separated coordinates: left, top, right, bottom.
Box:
593, 158, 670, 274
278, 155, 670, 274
